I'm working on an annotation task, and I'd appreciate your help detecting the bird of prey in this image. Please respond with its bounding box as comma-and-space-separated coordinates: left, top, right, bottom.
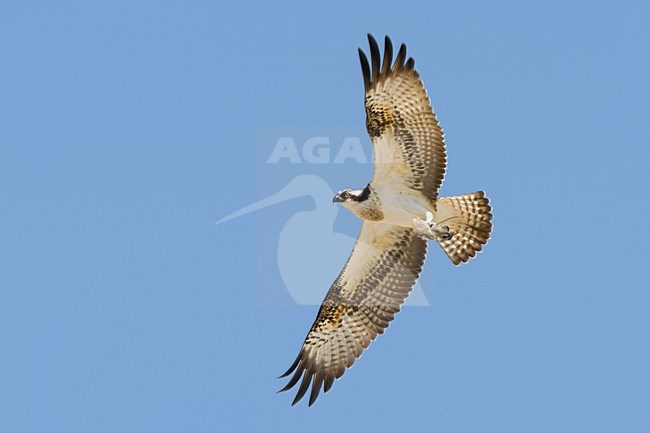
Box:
279, 34, 493, 406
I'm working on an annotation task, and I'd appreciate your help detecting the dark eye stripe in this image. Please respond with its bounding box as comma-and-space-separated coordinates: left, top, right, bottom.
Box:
355, 185, 371, 202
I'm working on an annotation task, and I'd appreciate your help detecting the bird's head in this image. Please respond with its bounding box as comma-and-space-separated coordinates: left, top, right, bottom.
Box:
333, 185, 382, 221
333, 186, 370, 205
333, 189, 356, 203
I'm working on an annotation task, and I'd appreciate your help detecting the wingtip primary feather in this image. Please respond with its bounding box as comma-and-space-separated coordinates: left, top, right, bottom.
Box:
358, 48, 370, 91
361, 35, 413, 91
323, 374, 334, 393
367, 34, 381, 82
308, 373, 324, 406
291, 372, 313, 406
278, 365, 305, 393
278, 352, 301, 378
405, 57, 415, 70
381, 35, 393, 75
394, 43, 407, 71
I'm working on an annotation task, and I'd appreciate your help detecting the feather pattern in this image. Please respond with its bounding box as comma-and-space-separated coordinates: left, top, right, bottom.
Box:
279, 34, 493, 407
361, 34, 447, 200
434, 191, 493, 265
279, 222, 427, 406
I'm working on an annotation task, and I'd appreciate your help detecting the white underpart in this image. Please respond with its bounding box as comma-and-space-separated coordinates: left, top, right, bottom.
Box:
374, 186, 434, 227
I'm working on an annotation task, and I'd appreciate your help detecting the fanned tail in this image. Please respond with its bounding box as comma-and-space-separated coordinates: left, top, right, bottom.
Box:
434, 191, 493, 265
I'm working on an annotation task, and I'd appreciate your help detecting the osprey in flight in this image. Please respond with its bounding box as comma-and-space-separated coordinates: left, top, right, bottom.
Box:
279, 35, 493, 406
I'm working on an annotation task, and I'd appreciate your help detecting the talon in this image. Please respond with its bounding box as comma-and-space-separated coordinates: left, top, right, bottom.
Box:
435, 225, 453, 240
439, 229, 453, 241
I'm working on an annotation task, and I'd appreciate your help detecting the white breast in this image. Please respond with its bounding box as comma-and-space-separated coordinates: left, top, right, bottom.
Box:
375, 187, 433, 227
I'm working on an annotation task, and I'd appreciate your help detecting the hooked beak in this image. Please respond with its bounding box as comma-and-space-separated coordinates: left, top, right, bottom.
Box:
333, 194, 344, 203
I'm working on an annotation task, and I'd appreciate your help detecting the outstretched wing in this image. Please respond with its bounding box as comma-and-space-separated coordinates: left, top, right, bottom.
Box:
360, 35, 447, 200
279, 222, 427, 406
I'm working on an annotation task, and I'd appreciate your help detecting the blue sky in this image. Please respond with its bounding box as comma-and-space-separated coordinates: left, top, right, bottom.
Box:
1, 1, 649, 432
